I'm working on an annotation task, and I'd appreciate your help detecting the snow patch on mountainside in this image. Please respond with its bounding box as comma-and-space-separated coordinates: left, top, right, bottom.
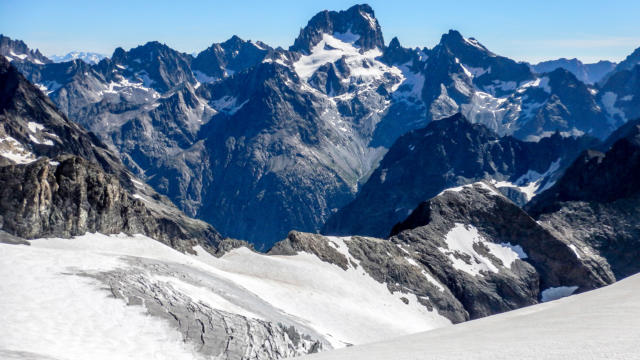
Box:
493, 158, 561, 202
438, 223, 525, 276
601, 91, 626, 123
0, 135, 37, 164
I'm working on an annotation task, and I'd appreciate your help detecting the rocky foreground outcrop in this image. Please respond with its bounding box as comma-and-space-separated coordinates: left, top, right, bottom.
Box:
273, 181, 614, 323
0, 155, 221, 251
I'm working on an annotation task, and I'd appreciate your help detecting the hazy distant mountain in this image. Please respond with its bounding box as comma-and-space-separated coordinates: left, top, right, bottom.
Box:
50, 51, 106, 64
531, 58, 616, 84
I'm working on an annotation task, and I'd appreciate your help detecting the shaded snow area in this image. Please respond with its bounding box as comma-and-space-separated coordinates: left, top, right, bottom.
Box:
540, 286, 579, 302
0, 233, 451, 359
492, 158, 562, 202
438, 182, 502, 197
0, 135, 37, 164
438, 223, 525, 276
601, 91, 626, 124
301, 273, 640, 360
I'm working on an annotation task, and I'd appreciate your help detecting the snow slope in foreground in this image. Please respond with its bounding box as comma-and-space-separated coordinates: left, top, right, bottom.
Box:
0, 233, 450, 359
300, 273, 640, 360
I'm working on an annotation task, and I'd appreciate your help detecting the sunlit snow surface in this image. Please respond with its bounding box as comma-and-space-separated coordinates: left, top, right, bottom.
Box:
438, 223, 525, 276
300, 273, 640, 360
0, 233, 451, 359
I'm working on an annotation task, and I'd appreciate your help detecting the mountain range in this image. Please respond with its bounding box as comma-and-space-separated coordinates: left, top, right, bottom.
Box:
4, 5, 640, 248
1, 3, 640, 359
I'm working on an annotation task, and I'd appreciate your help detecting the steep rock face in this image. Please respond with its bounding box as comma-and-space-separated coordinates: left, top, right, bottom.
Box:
0, 156, 220, 251
0, 56, 122, 172
603, 46, 640, 80
0, 34, 51, 65
195, 62, 368, 249
411, 30, 610, 140
526, 119, 640, 279
390, 183, 614, 296
105, 41, 196, 93
513, 68, 608, 139
0, 56, 223, 251
323, 114, 599, 238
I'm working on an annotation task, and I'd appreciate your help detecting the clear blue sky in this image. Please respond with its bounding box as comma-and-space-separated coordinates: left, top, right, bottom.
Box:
1, 0, 639, 63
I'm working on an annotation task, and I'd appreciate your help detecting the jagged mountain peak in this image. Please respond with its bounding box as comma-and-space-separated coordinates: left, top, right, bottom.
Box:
192, 35, 273, 82
438, 29, 492, 55
113, 40, 185, 60
381, 36, 416, 65
0, 34, 51, 65
613, 46, 640, 72
107, 41, 195, 92
290, 4, 384, 53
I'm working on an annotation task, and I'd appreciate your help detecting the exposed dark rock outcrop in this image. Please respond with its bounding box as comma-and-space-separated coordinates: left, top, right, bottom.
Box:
526, 119, 640, 279
323, 113, 599, 238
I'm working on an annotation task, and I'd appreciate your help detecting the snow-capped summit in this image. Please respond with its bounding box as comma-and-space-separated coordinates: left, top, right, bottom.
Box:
49, 51, 106, 65
438, 29, 493, 55
290, 4, 384, 53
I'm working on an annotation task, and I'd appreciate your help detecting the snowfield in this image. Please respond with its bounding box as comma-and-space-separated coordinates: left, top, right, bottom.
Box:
0, 233, 450, 359
299, 273, 640, 360
2, 233, 638, 359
